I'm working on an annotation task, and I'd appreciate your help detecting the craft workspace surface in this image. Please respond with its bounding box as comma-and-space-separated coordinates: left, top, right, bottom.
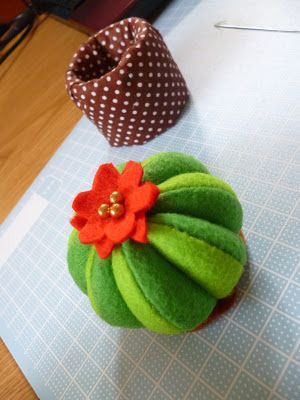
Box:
0, 16, 86, 223
0, 16, 86, 399
1, 0, 300, 399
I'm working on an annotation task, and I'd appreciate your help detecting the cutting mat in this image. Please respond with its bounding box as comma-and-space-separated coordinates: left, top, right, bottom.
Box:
1, 0, 300, 399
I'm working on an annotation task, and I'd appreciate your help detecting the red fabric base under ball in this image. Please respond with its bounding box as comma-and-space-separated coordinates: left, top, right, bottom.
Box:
194, 230, 246, 331
193, 288, 238, 331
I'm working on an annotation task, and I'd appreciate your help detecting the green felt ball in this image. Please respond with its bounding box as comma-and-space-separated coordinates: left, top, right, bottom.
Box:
67, 152, 247, 334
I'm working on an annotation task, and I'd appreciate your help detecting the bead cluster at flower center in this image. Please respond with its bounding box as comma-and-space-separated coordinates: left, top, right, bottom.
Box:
98, 191, 125, 219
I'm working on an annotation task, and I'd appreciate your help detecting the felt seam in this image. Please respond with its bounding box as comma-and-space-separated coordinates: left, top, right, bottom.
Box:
142, 152, 209, 184
141, 153, 209, 173
122, 248, 184, 331
85, 246, 99, 315
119, 246, 185, 333
148, 213, 246, 265
158, 172, 236, 196
153, 187, 243, 233
88, 248, 142, 328
149, 221, 237, 260
122, 241, 217, 330
148, 222, 244, 299
112, 247, 183, 334
67, 229, 91, 294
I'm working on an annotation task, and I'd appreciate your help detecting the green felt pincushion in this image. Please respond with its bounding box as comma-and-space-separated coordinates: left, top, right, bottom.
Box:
68, 152, 247, 334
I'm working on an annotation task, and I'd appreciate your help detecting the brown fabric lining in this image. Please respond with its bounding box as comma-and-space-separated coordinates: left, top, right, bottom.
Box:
66, 17, 189, 147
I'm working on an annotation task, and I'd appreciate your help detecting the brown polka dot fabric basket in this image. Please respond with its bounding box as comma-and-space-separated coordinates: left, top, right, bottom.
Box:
66, 17, 189, 147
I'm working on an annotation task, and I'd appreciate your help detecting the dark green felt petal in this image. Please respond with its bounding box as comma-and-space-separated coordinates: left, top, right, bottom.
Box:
152, 187, 243, 233
158, 173, 235, 196
86, 247, 142, 328
67, 229, 90, 294
142, 152, 209, 185
112, 248, 182, 334
149, 213, 246, 265
122, 241, 217, 330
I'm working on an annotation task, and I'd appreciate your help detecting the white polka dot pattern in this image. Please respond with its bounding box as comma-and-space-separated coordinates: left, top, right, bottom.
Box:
66, 17, 189, 147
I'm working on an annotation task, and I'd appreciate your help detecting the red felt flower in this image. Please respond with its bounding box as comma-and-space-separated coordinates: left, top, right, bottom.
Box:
70, 161, 160, 258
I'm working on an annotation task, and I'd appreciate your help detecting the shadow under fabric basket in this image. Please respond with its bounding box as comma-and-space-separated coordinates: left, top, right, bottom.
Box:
66, 17, 189, 146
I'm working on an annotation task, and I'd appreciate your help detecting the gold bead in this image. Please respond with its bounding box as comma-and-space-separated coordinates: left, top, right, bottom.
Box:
98, 203, 110, 218
110, 203, 125, 218
110, 191, 124, 204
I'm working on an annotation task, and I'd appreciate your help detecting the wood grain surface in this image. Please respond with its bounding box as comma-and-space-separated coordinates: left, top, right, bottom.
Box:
0, 16, 86, 223
0, 340, 38, 399
0, 16, 86, 399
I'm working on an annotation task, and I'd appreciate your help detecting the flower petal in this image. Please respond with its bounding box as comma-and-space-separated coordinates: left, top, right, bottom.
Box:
119, 161, 143, 191
131, 214, 148, 243
72, 190, 100, 216
95, 237, 115, 259
104, 212, 135, 242
79, 219, 104, 244
70, 214, 87, 230
92, 163, 120, 195
126, 182, 160, 213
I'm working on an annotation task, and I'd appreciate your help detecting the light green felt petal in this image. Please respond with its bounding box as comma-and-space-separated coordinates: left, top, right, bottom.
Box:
122, 241, 217, 330
148, 223, 244, 299
116, 162, 126, 173
86, 247, 141, 328
149, 213, 246, 265
153, 187, 243, 233
142, 152, 209, 185
67, 229, 90, 294
158, 172, 235, 196
112, 248, 182, 334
